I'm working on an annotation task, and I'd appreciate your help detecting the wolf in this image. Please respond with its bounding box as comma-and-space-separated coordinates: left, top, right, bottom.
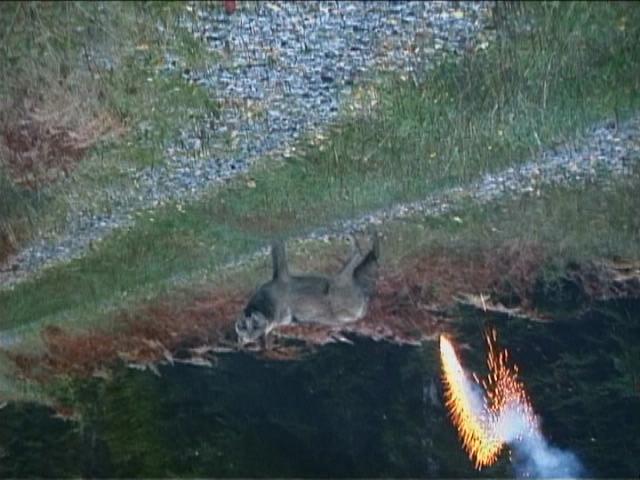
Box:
235, 232, 380, 346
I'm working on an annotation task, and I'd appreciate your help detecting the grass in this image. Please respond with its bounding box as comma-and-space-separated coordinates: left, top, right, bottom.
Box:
383, 170, 640, 271
0, 1, 219, 259
1, 3, 640, 341
1, 164, 639, 406
207, 1, 640, 231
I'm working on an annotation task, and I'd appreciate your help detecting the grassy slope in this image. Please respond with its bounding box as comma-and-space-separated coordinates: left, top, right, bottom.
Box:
0, 2, 218, 258
1, 2, 640, 335
384, 171, 640, 270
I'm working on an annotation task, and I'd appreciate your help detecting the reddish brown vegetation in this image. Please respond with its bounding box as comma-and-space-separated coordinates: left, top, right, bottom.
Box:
490, 240, 547, 307
0, 98, 124, 261
563, 259, 640, 300
0, 233, 17, 265
8, 245, 550, 383
9, 290, 245, 382
0, 99, 123, 189
272, 245, 543, 347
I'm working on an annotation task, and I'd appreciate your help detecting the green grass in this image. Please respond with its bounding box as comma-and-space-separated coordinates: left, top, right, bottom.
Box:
0, 1, 218, 257
1, 2, 640, 337
382, 170, 640, 269
0, 214, 264, 331
207, 1, 640, 232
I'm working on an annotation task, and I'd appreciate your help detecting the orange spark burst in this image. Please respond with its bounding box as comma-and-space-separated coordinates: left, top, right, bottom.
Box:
440, 330, 536, 470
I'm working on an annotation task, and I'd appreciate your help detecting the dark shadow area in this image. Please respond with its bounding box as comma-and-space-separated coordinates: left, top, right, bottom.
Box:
0, 298, 638, 477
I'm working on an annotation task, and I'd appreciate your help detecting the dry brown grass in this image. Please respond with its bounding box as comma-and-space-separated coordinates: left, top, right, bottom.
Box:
0, 81, 125, 261
0, 95, 124, 189
7, 243, 552, 381
8, 289, 245, 381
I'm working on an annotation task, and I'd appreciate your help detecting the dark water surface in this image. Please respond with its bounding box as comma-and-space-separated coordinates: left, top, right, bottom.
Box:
0, 299, 638, 478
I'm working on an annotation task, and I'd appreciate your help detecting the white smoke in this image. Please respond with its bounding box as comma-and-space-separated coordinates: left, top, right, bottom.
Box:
496, 403, 585, 478
441, 334, 585, 478
456, 373, 585, 478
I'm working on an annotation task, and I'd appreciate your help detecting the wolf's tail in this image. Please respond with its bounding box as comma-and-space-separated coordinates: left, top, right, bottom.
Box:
271, 240, 290, 282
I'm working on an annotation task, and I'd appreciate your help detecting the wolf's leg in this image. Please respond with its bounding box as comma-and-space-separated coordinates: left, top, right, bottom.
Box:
353, 229, 380, 297
334, 235, 365, 284
335, 252, 363, 285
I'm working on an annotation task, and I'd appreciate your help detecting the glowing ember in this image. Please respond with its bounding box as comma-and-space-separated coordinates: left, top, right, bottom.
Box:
440, 330, 537, 470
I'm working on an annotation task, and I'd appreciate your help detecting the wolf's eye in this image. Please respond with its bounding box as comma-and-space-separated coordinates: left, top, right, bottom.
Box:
238, 316, 251, 331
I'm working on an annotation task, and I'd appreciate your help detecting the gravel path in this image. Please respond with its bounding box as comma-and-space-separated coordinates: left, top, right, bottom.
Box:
1, 2, 639, 293
0, 1, 492, 289
321, 117, 640, 235
213, 116, 640, 271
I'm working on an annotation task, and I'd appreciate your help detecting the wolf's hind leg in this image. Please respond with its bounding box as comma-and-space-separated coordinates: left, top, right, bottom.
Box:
335, 245, 364, 285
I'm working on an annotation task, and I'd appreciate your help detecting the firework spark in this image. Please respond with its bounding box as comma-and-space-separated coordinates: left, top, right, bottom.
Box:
440, 329, 582, 477
439, 332, 507, 468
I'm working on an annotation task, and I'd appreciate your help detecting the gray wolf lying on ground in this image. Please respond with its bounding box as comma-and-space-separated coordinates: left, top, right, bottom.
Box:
235, 232, 380, 346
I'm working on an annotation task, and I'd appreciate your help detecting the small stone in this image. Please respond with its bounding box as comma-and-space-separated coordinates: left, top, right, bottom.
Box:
320, 73, 334, 83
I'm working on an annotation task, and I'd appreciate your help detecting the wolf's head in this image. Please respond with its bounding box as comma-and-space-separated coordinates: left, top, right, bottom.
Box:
235, 310, 269, 345
235, 240, 290, 346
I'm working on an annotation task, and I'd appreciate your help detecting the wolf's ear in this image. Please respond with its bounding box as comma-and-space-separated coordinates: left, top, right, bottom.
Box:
353, 229, 380, 296
271, 240, 290, 282
367, 226, 380, 260
235, 315, 249, 339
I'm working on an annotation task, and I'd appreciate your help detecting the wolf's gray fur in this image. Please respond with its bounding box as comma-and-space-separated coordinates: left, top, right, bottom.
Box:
235, 232, 380, 345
